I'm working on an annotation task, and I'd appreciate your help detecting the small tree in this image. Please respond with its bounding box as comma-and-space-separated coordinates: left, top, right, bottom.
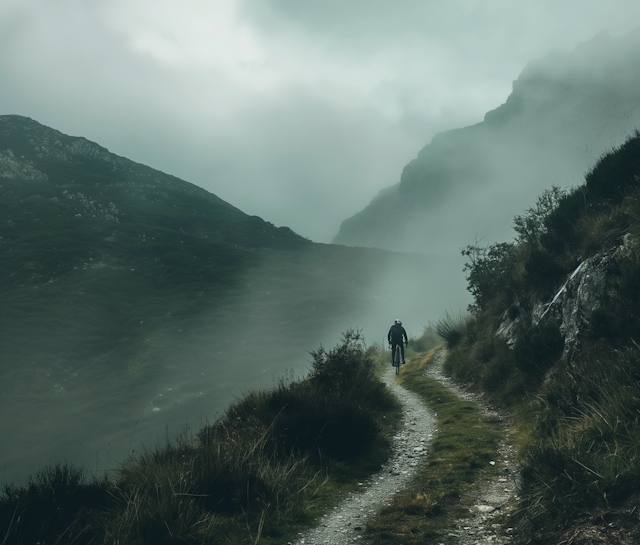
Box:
513, 185, 566, 246
308, 329, 373, 394
461, 241, 517, 311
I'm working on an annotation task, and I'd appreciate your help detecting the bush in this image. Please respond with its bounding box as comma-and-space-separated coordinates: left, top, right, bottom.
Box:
513, 186, 567, 246
221, 329, 396, 462
461, 242, 518, 311
512, 321, 564, 379
308, 329, 376, 395
0, 462, 112, 545
521, 247, 566, 296
585, 129, 640, 202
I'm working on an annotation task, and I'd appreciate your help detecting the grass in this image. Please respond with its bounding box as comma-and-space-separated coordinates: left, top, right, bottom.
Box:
0, 331, 405, 545
510, 343, 640, 542
364, 347, 503, 544
435, 310, 468, 349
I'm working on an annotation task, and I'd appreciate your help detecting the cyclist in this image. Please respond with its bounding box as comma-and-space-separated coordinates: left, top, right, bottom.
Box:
388, 319, 408, 366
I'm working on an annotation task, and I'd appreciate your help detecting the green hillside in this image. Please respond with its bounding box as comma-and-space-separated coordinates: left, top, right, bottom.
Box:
440, 129, 640, 543
0, 114, 303, 370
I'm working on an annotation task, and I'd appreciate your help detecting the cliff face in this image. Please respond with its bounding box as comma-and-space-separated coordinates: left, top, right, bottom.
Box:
334, 30, 640, 254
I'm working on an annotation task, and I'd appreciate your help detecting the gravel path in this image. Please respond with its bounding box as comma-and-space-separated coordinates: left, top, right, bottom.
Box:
294, 365, 437, 545
293, 351, 519, 545
425, 351, 519, 545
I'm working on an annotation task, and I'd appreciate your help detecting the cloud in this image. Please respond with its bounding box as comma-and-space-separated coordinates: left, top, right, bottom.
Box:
1, 0, 640, 241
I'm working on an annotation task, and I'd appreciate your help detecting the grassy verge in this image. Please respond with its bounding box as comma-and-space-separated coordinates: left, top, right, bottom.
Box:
0, 331, 405, 545
364, 347, 503, 544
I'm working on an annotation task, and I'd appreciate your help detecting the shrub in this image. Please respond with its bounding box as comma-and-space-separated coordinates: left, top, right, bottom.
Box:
585, 129, 640, 202
512, 321, 564, 379
220, 330, 396, 462
513, 185, 567, 246
461, 242, 517, 310
0, 462, 112, 545
521, 247, 566, 296
308, 329, 375, 395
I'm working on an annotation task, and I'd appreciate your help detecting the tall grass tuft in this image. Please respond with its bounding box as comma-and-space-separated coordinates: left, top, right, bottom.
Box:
0, 463, 112, 545
435, 310, 468, 349
513, 344, 640, 540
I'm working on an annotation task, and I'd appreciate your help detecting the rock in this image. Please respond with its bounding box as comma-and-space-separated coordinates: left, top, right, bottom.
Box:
497, 249, 622, 360
0, 149, 48, 181
557, 252, 620, 358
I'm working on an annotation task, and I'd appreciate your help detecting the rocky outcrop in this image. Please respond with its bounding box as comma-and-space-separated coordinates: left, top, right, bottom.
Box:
0, 149, 48, 182
497, 245, 628, 359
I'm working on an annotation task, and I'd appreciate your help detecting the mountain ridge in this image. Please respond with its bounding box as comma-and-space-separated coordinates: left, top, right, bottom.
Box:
333, 30, 640, 254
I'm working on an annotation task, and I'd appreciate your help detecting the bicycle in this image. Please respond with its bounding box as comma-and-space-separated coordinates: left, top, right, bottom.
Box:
391, 344, 406, 375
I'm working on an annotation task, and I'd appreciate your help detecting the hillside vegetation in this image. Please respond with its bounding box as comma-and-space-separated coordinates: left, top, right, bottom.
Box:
440, 130, 640, 542
0, 331, 404, 544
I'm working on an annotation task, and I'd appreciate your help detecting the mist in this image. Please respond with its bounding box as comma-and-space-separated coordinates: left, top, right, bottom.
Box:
0, 243, 468, 485
3, 0, 640, 487
336, 29, 640, 261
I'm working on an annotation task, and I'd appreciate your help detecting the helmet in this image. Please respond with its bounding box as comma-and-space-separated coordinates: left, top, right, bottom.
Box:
395, 319, 402, 325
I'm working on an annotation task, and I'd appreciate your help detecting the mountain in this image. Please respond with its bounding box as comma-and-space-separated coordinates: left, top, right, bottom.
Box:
0, 115, 443, 484
333, 30, 640, 255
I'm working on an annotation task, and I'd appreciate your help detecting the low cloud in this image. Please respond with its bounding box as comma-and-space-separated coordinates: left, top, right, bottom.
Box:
1, 0, 639, 242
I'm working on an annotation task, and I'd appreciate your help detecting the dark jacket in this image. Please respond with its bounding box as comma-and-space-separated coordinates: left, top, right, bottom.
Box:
388, 324, 408, 345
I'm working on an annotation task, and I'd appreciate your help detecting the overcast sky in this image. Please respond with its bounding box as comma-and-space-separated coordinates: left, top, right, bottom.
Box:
2, 0, 640, 242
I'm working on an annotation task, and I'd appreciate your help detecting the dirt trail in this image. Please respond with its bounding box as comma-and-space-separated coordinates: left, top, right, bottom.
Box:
425, 350, 519, 545
294, 366, 437, 545
294, 351, 519, 545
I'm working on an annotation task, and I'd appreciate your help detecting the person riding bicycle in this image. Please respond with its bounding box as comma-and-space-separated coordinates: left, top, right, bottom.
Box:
388, 319, 408, 366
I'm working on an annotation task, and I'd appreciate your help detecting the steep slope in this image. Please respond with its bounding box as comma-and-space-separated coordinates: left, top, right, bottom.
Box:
334, 30, 640, 255
0, 115, 443, 484
441, 130, 640, 543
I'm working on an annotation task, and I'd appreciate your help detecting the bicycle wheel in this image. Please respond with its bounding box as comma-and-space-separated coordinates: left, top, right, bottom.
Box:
394, 345, 400, 374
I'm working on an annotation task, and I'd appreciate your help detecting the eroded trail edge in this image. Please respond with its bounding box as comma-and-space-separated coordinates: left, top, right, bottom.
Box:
295, 366, 437, 545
